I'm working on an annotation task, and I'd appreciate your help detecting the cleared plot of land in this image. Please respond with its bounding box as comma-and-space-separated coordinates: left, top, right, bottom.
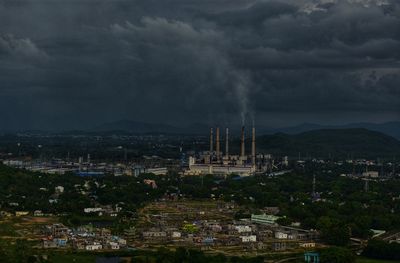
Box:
0, 216, 59, 242
138, 200, 238, 227
20, 216, 55, 224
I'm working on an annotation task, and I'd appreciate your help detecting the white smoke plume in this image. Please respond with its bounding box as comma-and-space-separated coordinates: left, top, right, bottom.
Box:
233, 71, 252, 126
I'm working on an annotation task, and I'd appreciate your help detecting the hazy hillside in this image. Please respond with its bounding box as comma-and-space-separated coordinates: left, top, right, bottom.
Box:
92, 120, 180, 134
91, 120, 400, 140
273, 122, 400, 140
257, 128, 400, 158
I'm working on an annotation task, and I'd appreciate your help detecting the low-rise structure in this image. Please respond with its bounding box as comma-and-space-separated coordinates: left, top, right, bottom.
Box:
240, 235, 257, 243
86, 243, 102, 251
251, 214, 280, 225
275, 231, 288, 239
15, 211, 29, 217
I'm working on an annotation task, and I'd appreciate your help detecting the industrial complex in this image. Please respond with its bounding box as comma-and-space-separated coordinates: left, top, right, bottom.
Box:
186, 126, 266, 177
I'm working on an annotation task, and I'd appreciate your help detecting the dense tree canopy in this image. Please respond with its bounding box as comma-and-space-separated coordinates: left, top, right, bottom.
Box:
1, 160, 400, 246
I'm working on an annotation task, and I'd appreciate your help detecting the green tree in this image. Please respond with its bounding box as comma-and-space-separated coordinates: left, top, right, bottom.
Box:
320, 247, 355, 263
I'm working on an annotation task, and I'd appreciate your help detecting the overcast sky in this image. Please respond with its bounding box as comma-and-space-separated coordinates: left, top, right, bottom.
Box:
1, 0, 400, 130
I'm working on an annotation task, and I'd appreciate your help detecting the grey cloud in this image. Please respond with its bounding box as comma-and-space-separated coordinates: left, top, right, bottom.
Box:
111, 17, 225, 46
208, 1, 298, 27
0, 0, 399, 130
108, 17, 250, 122
0, 34, 48, 60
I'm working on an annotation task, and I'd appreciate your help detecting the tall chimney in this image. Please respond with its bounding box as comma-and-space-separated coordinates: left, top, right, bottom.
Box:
225, 128, 229, 157
210, 128, 214, 153
252, 127, 256, 166
216, 127, 220, 160
240, 126, 245, 158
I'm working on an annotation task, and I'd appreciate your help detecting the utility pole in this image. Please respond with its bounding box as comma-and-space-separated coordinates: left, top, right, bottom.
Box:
393, 156, 396, 176
364, 179, 369, 192
312, 174, 316, 196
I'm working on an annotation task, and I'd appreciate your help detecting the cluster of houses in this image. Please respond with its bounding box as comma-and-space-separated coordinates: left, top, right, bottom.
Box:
135, 202, 319, 252
137, 219, 318, 251
41, 224, 127, 251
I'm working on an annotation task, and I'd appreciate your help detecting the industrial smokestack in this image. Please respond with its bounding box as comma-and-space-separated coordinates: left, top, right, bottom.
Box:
210, 128, 214, 153
216, 127, 220, 160
240, 126, 245, 158
252, 127, 256, 166
225, 128, 229, 157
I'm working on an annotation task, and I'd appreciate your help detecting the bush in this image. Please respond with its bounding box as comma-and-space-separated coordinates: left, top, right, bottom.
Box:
320, 247, 355, 263
362, 239, 400, 260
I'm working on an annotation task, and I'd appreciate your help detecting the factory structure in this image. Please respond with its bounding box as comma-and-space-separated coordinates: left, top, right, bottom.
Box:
185, 126, 260, 177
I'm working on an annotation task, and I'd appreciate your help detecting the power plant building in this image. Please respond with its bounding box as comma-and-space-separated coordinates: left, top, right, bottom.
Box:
185, 126, 257, 177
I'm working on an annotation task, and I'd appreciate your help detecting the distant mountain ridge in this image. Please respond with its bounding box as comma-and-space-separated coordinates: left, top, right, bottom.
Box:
91, 120, 181, 134
271, 122, 400, 140
90, 120, 400, 139
257, 128, 400, 158
90, 120, 400, 158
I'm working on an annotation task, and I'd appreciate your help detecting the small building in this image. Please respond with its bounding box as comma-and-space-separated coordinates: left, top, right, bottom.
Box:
108, 242, 120, 250
235, 225, 252, 233
0, 211, 12, 218
272, 242, 287, 251
275, 232, 288, 239
172, 231, 182, 238
300, 242, 316, 248
257, 242, 269, 250
34, 210, 44, 217
202, 237, 214, 246
304, 252, 320, 263
47, 224, 69, 237
86, 243, 102, 251
54, 238, 68, 247
84, 207, 103, 213
251, 214, 280, 225
291, 222, 301, 227
117, 238, 127, 246
15, 211, 29, 217
55, 186, 64, 194
240, 235, 257, 243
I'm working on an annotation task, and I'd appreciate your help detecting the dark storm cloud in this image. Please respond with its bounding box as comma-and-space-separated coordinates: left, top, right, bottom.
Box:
0, 34, 48, 59
0, 0, 399, 130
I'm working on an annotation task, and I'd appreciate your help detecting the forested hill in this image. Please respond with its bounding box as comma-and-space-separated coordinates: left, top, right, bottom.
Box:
256, 128, 400, 159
